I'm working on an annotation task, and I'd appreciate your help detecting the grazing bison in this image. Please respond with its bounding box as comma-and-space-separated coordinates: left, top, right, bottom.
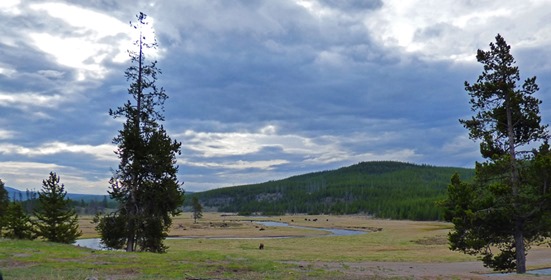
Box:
259, 243, 264, 250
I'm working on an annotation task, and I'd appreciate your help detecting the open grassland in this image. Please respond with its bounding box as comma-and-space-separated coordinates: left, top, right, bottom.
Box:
161, 213, 474, 263
2, 213, 550, 279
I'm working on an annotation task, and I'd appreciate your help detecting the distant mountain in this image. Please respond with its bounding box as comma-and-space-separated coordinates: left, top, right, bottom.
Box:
5, 186, 24, 200
5, 186, 108, 202
191, 161, 474, 221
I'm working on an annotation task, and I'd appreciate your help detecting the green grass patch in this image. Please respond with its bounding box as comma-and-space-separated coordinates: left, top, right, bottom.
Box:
1, 238, 306, 280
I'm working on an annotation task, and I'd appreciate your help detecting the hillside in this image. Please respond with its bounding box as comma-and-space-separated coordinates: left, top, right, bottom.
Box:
191, 161, 474, 220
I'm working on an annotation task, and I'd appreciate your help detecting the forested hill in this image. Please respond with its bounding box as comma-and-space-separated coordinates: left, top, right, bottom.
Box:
192, 161, 474, 221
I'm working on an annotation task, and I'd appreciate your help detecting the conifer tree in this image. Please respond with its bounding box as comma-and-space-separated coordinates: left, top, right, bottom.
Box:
3, 202, 35, 240
95, 12, 184, 253
192, 197, 203, 224
34, 172, 81, 243
444, 34, 550, 273
0, 179, 10, 236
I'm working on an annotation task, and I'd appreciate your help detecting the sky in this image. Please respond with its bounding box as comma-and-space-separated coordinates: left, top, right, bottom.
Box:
1, 0, 551, 195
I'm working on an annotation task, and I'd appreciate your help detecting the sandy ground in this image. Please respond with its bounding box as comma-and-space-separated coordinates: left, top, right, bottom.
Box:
288, 248, 551, 279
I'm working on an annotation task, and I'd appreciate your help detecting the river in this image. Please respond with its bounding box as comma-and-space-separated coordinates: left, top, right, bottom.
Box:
74, 220, 366, 250
254, 221, 365, 237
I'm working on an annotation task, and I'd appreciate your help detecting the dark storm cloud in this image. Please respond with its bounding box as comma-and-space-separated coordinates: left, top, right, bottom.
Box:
154, 0, 395, 138
2, 0, 550, 193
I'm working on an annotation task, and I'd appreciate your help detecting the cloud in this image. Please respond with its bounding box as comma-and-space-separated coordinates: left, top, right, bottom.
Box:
317, 0, 383, 12
185, 159, 290, 171
1, 0, 550, 194
0, 129, 16, 140
0, 91, 65, 109
363, 0, 551, 62
179, 126, 336, 160
0, 142, 116, 162
178, 124, 421, 172
0, 0, 21, 15
28, 2, 131, 80
441, 134, 480, 166
0, 65, 17, 77
0, 161, 110, 194
37, 70, 65, 79
179, 125, 322, 158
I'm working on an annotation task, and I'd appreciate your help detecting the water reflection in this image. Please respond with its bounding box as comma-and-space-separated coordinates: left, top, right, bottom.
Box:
75, 220, 366, 250
529, 268, 551, 275
254, 221, 365, 236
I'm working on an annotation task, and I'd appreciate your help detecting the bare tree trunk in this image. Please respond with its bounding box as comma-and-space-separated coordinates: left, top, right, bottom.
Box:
126, 193, 136, 252
505, 89, 526, 274
126, 232, 134, 252
515, 221, 526, 273
125, 28, 144, 254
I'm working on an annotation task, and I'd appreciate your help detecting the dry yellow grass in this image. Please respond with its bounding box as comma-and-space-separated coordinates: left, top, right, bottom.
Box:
167, 213, 329, 238
78, 213, 475, 263
167, 213, 480, 263
77, 215, 98, 238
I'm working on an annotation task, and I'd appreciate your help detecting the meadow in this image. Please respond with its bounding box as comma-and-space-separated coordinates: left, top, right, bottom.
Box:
1, 213, 549, 279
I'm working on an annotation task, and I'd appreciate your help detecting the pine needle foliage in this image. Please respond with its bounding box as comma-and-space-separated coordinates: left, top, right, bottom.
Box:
34, 172, 81, 243
3, 202, 35, 240
444, 34, 551, 274
95, 12, 184, 253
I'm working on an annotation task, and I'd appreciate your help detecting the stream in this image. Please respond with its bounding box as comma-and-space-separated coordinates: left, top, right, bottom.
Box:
74, 220, 365, 250
254, 221, 365, 237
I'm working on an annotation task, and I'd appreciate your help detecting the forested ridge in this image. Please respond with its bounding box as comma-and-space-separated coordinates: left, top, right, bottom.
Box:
191, 161, 474, 220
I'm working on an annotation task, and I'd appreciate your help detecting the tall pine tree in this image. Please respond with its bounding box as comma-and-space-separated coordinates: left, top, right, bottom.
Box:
444, 34, 550, 273
34, 172, 81, 243
95, 12, 184, 253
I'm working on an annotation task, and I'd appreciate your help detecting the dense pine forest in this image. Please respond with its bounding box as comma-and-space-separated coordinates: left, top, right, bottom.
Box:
190, 161, 474, 221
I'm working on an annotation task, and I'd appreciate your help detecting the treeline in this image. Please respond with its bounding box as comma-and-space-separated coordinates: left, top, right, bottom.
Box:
190, 161, 474, 220
9, 189, 116, 215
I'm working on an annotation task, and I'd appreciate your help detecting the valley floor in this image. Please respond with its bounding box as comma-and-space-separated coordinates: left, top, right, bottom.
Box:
2, 213, 551, 279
